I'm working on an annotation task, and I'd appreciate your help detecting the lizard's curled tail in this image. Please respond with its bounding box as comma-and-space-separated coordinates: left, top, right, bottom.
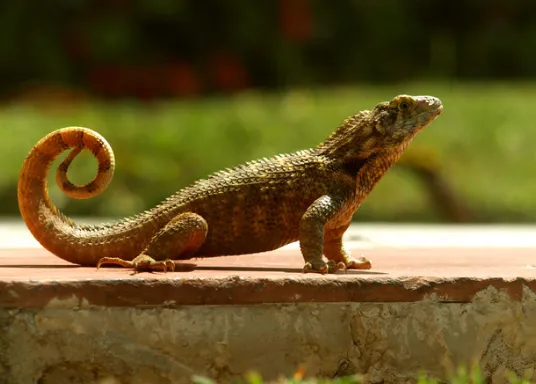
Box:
17, 127, 115, 263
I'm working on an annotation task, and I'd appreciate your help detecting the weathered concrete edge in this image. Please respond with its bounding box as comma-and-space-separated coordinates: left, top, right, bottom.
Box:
0, 276, 534, 308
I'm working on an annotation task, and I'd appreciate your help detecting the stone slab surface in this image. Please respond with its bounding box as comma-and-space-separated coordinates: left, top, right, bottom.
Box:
1, 246, 535, 308
2, 225, 536, 383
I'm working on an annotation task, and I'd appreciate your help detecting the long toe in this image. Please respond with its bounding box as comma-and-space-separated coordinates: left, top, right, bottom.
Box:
97, 257, 133, 269
346, 256, 372, 270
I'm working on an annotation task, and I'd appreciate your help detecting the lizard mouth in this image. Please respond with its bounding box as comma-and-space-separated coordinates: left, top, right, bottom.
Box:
416, 104, 442, 122
430, 105, 443, 120
414, 95, 443, 121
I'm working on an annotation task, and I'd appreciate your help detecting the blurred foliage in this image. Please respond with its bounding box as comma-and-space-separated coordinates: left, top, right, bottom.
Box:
4, 1, 536, 222
189, 363, 534, 383
2, 1, 536, 99
4, 82, 536, 222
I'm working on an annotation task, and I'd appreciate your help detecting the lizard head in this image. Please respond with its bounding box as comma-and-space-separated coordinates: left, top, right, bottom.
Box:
318, 94, 442, 159
371, 94, 443, 148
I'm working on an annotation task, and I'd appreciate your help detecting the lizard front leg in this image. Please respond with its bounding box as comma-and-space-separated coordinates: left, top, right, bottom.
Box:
324, 222, 371, 271
300, 195, 348, 274
97, 212, 208, 273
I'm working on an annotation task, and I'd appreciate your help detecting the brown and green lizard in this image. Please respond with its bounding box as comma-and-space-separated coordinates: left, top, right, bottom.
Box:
17, 95, 442, 274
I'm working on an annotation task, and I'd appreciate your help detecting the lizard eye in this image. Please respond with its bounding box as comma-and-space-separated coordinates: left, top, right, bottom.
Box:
399, 101, 409, 110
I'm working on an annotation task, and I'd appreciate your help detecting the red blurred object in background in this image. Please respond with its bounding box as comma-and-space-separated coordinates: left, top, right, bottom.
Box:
279, 0, 313, 43
89, 65, 128, 98
167, 62, 200, 97
210, 52, 249, 93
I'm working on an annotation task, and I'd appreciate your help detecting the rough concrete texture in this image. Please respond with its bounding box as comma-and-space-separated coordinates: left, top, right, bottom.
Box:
2, 288, 536, 383
1, 247, 536, 383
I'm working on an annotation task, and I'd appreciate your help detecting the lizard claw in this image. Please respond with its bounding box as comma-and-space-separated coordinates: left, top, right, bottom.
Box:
327, 260, 347, 274
334, 261, 347, 273
303, 261, 328, 274
303, 260, 346, 274
344, 256, 372, 270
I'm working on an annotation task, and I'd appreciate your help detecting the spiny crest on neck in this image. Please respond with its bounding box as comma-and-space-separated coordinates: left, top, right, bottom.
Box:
317, 110, 378, 159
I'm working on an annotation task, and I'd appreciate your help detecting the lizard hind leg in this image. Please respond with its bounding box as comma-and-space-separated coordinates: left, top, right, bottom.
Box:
97, 212, 208, 273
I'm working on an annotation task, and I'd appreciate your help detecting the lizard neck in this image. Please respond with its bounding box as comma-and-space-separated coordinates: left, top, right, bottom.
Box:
317, 111, 411, 196
325, 143, 408, 203
352, 146, 407, 197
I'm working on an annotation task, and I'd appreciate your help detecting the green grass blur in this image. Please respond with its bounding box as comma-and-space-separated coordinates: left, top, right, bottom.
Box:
191, 363, 533, 383
3, 82, 536, 222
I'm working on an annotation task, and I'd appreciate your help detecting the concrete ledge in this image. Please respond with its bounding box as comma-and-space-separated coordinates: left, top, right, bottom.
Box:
1, 247, 536, 383
1, 247, 535, 308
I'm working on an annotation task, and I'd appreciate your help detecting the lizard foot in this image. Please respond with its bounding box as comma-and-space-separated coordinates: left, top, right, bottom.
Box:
344, 256, 372, 270
303, 260, 346, 274
97, 254, 175, 273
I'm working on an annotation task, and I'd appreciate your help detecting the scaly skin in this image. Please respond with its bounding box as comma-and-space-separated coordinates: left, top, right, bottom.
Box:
17, 95, 443, 274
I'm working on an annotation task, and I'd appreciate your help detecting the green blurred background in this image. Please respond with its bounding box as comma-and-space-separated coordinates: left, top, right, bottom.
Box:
3, 0, 536, 223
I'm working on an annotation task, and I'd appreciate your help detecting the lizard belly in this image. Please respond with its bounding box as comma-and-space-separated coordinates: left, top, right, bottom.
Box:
193, 205, 305, 257
187, 189, 314, 257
